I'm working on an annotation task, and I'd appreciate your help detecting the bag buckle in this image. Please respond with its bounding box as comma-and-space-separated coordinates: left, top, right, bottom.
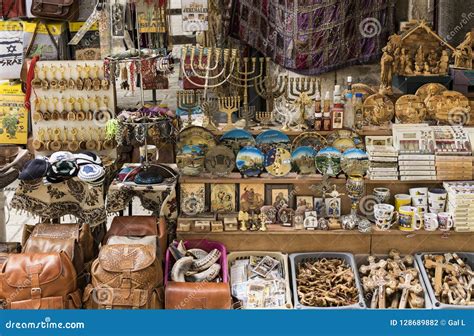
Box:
31, 287, 42, 298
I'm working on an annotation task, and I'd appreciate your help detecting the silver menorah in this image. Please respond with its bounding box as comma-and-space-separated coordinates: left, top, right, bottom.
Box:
254, 58, 287, 114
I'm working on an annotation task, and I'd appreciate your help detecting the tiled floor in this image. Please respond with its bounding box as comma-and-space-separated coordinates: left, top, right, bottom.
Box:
3, 181, 152, 243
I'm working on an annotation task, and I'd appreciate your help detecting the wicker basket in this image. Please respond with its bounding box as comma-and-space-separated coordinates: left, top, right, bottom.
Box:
227, 251, 293, 309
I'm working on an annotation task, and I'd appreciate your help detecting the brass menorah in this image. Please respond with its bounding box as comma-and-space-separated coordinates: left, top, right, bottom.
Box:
180, 45, 238, 90
255, 58, 287, 114
177, 90, 203, 128
285, 77, 317, 130
240, 105, 255, 130
218, 96, 241, 131
200, 97, 219, 131
228, 57, 265, 112
256, 111, 274, 129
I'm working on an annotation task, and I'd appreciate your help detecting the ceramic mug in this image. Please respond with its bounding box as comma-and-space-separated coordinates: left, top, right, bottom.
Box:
409, 187, 428, 198
398, 206, 422, 232
423, 213, 439, 231
429, 199, 446, 214
395, 194, 411, 211
438, 212, 454, 231
374, 204, 397, 231
428, 188, 447, 202
373, 187, 391, 204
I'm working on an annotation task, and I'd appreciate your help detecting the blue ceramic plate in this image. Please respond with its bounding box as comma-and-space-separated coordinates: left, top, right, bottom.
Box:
256, 129, 290, 153
291, 146, 317, 175
264, 147, 292, 177
220, 128, 256, 155
341, 148, 369, 176
236, 146, 265, 177
315, 146, 342, 177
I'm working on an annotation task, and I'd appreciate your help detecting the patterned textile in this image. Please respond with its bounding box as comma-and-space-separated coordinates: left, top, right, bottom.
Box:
230, 0, 396, 75
106, 179, 177, 219
11, 179, 106, 227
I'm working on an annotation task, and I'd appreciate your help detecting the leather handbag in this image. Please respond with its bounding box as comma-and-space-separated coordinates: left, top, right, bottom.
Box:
104, 216, 168, 258
30, 0, 79, 20
0, 0, 26, 18
165, 282, 232, 309
106, 236, 157, 251
23, 223, 94, 262
0, 252, 81, 309
83, 244, 163, 309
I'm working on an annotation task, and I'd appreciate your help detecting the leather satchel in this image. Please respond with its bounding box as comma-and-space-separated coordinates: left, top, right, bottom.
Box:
0, 252, 81, 309
23, 223, 94, 262
83, 244, 164, 309
165, 282, 232, 309
30, 0, 79, 20
104, 216, 168, 258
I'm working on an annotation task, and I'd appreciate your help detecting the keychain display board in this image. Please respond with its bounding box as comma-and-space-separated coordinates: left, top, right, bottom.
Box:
30, 60, 116, 158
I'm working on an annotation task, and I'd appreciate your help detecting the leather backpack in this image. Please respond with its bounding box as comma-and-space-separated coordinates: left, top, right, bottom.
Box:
0, 252, 81, 309
30, 0, 79, 20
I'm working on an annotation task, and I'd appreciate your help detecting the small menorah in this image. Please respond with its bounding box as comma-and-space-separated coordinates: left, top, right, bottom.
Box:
286, 77, 317, 130
218, 96, 241, 131
200, 98, 219, 131
255, 58, 287, 114
240, 105, 256, 130
177, 90, 203, 128
180, 45, 238, 90
256, 111, 274, 129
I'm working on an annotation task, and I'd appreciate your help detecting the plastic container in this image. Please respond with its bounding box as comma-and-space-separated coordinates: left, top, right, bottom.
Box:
227, 251, 292, 309
164, 239, 228, 286
354, 254, 433, 309
289, 252, 366, 309
415, 252, 474, 309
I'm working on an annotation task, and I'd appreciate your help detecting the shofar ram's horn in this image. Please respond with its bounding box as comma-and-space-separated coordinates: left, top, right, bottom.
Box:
186, 263, 221, 282
171, 256, 194, 282
191, 249, 221, 272
187, 248, 208, 259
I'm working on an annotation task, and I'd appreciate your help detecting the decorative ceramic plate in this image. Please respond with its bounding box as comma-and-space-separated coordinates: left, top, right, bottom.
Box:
204, 145, 235, 176
315, 146, 342, 177
341, 148, 369, 176
236, 146, 265, 177
326, 130, 364, 152
363, 93, 395, 126
395, 95, 427, 123
177, 126, 216, 153
291, 132, 327, 151
264, 147, 292, 177
256, 129, 290, 153
219, 128, 256, 155
349, 83, 377, 102
176, 145, 205, 176
291, 146, 317, 175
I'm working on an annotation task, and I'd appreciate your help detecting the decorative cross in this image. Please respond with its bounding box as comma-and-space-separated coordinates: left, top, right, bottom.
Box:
398, 269, 424, 309
424, 255, 456, 296
359, 256, 387, 275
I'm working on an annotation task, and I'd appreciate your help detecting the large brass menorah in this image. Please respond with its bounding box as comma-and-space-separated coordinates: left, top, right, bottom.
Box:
180, 45, 238, 91
255, 58, 287, 114
285, 77, 317, 130
218, 96, 241, 131
177, 90, 203, 128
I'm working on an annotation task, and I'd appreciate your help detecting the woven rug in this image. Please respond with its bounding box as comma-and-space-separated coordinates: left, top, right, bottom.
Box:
230, 0, 396, 75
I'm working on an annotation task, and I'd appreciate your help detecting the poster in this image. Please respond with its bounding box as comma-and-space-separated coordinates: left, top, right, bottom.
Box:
182, 0, 208, 32
0, 83, 28, 144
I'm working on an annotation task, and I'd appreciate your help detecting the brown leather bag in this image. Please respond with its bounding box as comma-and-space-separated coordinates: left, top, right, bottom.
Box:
0, 252, 81, 309
165, 282, 232, 309
83, 244, 164, 309
104, 216, 168, 259
30, 0, 79, 20
23, 223, 94, 262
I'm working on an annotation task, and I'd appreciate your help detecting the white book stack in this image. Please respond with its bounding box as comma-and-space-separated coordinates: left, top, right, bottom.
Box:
398, 154, 436, 181
367, 145, 399, 180
443, 181, 474, 232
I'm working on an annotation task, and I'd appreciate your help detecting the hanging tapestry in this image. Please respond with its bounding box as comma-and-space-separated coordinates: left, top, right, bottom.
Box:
230, 0, 396, 75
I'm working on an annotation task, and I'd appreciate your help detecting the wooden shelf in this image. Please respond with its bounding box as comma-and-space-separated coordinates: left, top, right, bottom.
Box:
177, 230, 474, 254
212, 128, 392, 137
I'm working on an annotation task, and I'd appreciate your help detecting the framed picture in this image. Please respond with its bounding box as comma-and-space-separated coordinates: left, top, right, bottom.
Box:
296, 196, 314, 210
210, 184, 236, 213
325, 197, 341, 218
313, 197, 325, 218
239, 183, 265, 212
265, 184, 293, 210
180, 183, 206, 216
304, 211, 318, 229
